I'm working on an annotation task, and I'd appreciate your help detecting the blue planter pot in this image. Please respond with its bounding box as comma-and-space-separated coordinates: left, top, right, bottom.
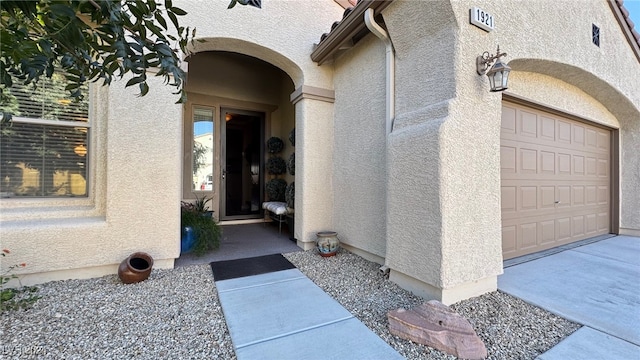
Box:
181, 226, 195, 254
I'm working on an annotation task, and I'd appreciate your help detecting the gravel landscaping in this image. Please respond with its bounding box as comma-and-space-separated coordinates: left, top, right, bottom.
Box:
1, 249, 580, 359
284, 249, 581, 359
1, 265, 235, 359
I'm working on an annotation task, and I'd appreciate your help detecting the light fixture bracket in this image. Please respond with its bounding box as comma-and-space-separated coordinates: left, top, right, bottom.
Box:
476, 45, 507, 75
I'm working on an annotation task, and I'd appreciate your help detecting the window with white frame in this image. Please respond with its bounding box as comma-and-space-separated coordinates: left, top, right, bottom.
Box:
192, 107, 214, 192
0, 73, 90, 197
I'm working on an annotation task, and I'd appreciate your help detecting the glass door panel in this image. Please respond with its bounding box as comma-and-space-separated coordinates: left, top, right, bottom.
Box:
221, 108, 264, 220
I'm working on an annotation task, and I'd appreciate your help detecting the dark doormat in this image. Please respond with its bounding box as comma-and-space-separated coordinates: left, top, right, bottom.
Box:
210, 253, 296, 281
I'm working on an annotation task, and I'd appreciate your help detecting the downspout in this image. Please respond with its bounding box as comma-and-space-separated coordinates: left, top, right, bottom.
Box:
364, 8, 395, 276
364, 8, 395, 134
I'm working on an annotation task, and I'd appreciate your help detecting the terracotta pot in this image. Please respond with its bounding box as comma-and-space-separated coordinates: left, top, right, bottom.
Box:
316, 231, 340, 257
118, 252, 153, 284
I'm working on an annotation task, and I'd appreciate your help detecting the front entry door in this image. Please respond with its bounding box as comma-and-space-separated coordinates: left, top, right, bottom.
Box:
220, 108, 265, 220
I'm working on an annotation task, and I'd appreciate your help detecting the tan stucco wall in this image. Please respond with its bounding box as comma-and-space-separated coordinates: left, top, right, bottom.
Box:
294, 97, 335, 248
4, 0, 637, 295
1, 76, 182, 284
332, 35, 388, 259
374, 0, 639, 304
448, 0, 640, 233
380, 0, 503, 304
506, 71, 621, 129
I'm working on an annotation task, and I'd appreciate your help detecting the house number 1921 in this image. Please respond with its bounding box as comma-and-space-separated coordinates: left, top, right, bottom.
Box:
470, 7, 495, 32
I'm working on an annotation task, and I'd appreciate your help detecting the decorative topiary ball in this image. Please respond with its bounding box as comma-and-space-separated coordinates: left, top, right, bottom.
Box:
266, 179, 287, 201
266, 137, 284, 154
285, 182, 295, 208
289, 128, 295, 147
267, 156, 287, 175
287, 152, 295, 176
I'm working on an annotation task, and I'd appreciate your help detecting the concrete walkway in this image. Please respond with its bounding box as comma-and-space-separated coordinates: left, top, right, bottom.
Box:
215, 268, 403, 360
499, 236, 640, 360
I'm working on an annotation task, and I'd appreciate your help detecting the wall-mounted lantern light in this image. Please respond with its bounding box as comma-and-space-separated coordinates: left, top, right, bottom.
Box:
477, 45, 511, 92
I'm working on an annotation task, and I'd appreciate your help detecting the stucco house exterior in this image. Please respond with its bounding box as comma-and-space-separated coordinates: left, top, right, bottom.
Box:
1, 0, 638, 305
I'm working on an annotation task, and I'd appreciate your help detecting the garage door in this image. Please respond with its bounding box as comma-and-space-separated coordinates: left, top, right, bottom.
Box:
501, 102, 611, 260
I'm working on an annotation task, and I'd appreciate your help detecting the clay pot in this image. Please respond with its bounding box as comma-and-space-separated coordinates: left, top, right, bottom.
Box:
118, 252, 153, 284
316, 231, 340, 257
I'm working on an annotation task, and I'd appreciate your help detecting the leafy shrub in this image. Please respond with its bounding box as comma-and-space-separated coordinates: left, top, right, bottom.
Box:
266, 179, 287, 201
1, 249, 39, 312
266, 137, 284, 154
267, 156, 286, 175
181, 198, 221, 256
289, 128, 295, 146
287, 152, 295, 176
193, 194, 212, 213
285, 182, 295, 208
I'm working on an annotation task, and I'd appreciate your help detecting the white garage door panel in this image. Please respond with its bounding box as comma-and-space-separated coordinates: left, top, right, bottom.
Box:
501, 102, 611, 260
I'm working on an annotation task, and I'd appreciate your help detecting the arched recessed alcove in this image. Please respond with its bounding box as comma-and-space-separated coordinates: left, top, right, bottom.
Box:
181, 46, 297, 227
187, 37, 304, 88
507, 57, 640, 237
508, 58, 639, 126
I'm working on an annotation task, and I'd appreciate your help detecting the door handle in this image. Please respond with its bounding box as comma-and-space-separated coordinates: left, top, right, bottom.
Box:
222, 169, 226, 180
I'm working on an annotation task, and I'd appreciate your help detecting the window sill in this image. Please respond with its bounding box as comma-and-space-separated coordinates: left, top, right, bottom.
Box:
0, 198, 101, 222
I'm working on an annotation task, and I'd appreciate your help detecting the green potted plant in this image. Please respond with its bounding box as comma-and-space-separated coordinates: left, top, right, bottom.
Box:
193, 194, 214, 218
287, 152, 295, 176
267, 156, 287, 175
266, 136, 285, 153
180, 195, 221, 256
266, 178, 287, 202
285, 182, 295, 238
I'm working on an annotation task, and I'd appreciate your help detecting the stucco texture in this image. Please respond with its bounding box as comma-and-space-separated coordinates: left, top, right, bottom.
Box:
370, 0, 638, 301
332, 35, 388, 259
1, 76, 182, 283
295, 97, 335, 247
381, 0, 504, 297
448, 0, 640, 232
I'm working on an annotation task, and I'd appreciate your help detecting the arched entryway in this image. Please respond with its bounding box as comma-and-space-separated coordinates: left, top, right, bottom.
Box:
182, 50, 296, 223
176, 43, 309, 265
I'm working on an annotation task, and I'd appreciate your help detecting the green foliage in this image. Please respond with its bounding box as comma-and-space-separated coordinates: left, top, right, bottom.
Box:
228, 0, 262, 9
287, 152, 295, 176
1, 249, 40, 312
192, 193, 211, 213
181, 197, 220, 256
288, 127, 295, 146
267, 156, 286, 175
285, 181, 294, 208
0, 0, 255, 122
266, 178, 286, 202
266, 137, 284, 154
192, 142, 207, 176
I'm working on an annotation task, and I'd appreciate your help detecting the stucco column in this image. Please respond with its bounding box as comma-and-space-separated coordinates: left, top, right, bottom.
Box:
385, 99, 504, 305
382, 0, 503, 305
291, 86, 335, 249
